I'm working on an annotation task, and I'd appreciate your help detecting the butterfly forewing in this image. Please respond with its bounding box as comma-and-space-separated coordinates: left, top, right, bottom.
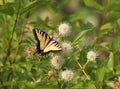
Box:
33, 29, 51, 50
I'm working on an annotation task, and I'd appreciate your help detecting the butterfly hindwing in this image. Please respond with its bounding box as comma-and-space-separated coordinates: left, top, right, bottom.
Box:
44, 40, 62, 53
32, 29, 62, 55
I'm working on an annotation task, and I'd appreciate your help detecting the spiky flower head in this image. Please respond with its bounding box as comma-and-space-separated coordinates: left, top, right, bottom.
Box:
51, 56, 64, 69
58, 23, 71, 36
61, 69, 74, 81
87, 51, 97, 62
61, 42, 72, 56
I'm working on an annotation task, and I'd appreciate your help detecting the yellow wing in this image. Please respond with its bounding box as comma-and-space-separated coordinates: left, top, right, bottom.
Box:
33, 29, 51, 50
44, 40, 62, 53
32, 29, 62, 55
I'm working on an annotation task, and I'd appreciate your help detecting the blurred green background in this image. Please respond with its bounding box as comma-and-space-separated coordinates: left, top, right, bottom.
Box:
0, 0, 120, 89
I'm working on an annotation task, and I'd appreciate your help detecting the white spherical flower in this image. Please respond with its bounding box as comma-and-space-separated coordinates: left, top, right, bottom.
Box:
61, 69, 74, 81
61, 42, 72, 56
51, 56, 64, 69
87, 51, 97, 61
58, 23, 71, 36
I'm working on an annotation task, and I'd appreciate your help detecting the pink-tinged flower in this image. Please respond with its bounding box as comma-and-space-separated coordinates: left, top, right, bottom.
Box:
26, 46, 36, 56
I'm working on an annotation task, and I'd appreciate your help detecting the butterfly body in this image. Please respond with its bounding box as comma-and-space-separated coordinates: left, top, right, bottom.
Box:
32, 29, 62, 55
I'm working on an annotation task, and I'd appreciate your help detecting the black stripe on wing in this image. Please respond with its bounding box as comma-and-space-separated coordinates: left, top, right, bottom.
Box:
32, 29, 62, 55
40, 30, 53, 48
32, 29, 42, 53
40, 31, 50, 44
32, 28, 39, 42
50, 41, 62, 48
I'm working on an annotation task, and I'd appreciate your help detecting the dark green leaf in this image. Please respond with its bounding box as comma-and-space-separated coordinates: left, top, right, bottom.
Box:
0, 3, 16, 16
64, 10, 89, 22
83, 0, 104, 11
95, 67, 106, 81
107, 52, 114, 71
73, 29, 91, 45
112, 36, 120, 53
100, 23, 112, 30
21, 0, 50, 14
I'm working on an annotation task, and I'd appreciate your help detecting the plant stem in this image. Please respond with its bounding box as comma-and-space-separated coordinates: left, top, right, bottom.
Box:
61, 81, 65, 89
6, 12, 30, 88
76, 60, 90, 80
100, 0, 110, 26
2, 0, 7, 30
76, 60, 97, 89
57, 80, 61, 89
55, 70, 61, 89
13, 12, 30, 63
4, 0, 21, 64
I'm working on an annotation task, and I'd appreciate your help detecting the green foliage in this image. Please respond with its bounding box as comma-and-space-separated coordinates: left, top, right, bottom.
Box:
0, 0, 120, 89
0, 2, 16, 16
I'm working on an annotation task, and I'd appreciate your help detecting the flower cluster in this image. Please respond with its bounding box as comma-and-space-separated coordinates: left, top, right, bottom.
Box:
29, 21, 100, 83
49, 22, 74, 81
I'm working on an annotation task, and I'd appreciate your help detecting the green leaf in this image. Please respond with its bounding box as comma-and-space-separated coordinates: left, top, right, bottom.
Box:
107, 52, 114, 71
49, 0, 68, 12
100, 23, 112, 30
117, 18, 120, 26
35, 80, 57, 89
26, 81, 36, 88
99, 42, 110, 50
12, 64, 22, 72
21, 0, 50, 14
0, 3, 15, 16
112, 35, 120, 53
83, 0, 103, 11
114, 65, 120, 75
73, 29, 91, 45
0, 62, 3, 67
107, 11, 120, 21
95, 66, 106, 81
0, 14, 4, 23
106, 81, 114, 88
3, 81, 16, 86
69, 81, 95, 89
64, 10, 89, 22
